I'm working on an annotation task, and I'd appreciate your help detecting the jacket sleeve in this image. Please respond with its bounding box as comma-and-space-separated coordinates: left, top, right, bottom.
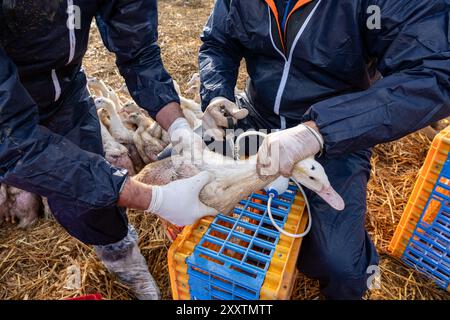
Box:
0, 46, 127, 208
199, 0, 244, 110
96, 0, 179, 118
303, 0, 450, 157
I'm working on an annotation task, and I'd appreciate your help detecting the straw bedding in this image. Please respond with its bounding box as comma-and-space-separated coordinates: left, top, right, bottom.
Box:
0, 1, 448, 300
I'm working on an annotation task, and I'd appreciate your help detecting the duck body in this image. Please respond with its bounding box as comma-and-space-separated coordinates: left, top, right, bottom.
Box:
88, 77, 123, 112
98, 115, 137, 176
95, 97, 145, 172
95, 97, 134, 144
135, 146, 345, 214
129, 113, 167, 164
6, 187, 40, 229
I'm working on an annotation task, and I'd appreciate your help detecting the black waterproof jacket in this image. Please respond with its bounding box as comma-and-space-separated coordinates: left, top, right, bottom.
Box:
0, 1, 179, 208
199, 0, 450, 156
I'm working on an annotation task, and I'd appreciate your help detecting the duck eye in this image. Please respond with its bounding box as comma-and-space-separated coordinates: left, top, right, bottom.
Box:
311, 165, 315, 170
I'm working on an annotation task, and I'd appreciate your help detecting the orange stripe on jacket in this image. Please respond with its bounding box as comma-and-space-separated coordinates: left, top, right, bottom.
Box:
284, 0, 313, 37
264, 0, 286, 53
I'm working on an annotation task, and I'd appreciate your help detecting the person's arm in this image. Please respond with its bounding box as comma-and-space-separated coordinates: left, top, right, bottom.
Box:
302, 0, 450, 156
198, 0, 244, 110
96, 0, 181, 129
0, 46, 127, 208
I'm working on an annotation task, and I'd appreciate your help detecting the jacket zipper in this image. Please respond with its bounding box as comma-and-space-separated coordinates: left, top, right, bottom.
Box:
268, 0, 322, 128
51, 69, 61, 101
52, 0, 77, 102
66, 0, 76, 65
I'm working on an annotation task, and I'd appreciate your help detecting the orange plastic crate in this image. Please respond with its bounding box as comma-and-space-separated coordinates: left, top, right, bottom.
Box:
168, 190, 307, 300
389, 125, 450, 258
168, 216, 213, 300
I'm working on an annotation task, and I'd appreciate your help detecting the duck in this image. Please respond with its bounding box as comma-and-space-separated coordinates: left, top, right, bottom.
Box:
184, 73, 201, 104
95, 97, 145, 172
128, 112, 167, 164
98, 109, 136, 176
147, 120, 171, 146
291, 157, 344, 210
106, 86, 123, 113
155, 122, 171, 146
120, 101, 153, 131
87, 77, 123, 112
121, 102, 170, 143
121, 100, 149, 116
6, 186, 40, 229
173, 79, 203, 122
98, 107, 111, 131
135, 143, 345, 214
95, 97, 133, 143
87, 76, 109, 97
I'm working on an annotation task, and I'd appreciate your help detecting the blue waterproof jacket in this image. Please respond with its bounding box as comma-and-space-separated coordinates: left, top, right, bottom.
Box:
199, 0, 450, 156
0, 1, 179, 208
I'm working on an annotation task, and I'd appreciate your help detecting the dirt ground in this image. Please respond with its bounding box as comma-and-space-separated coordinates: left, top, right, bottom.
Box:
0, 0, 449, 300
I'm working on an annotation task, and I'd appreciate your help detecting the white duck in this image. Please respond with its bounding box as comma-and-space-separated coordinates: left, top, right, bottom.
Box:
135, 146, 345, 214
97, 107, 111, 131
184, 73, 201, 104
95, 97, 145, 172
120, 100, 157, 132
87, 77, 123, 112
121, 100, 146, 115
151, 122, 171, 146
95, 97, 133, 142
6, 186, 40, 229
98, 109, 136, 175
128, 112, 167, 164
173, 79, 203, 126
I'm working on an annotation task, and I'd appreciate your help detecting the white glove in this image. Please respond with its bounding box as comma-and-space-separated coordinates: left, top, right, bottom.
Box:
202, 97, 249, 141
257, 123, 324, 178
147, 172, 218, 226
168, 117, 204, 164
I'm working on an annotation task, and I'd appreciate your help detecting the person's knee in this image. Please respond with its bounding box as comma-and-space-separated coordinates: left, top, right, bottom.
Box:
320, 244, 379, 299
48, 198, 129, 246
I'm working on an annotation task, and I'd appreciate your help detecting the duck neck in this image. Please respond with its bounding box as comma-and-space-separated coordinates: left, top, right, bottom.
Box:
100, 121, 115, 144
105, 104, 127, 132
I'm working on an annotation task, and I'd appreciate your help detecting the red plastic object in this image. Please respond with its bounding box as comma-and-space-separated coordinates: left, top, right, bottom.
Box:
66, 294, 103, 300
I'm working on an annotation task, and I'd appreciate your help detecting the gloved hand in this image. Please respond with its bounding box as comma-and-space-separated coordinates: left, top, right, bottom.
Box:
202, 97, 249, 141
147, 171, 218, 226
168, 117, 204, 164
257, 123, 324, 178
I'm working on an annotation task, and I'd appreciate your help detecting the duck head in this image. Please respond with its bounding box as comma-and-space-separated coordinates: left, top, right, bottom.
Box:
88, 77, 110, 97
184, 73, 200, 95
94, 96, 115, 111
292, 157, 345, 211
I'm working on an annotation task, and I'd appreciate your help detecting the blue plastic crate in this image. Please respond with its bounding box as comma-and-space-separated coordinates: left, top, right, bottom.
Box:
402, 155, 450, 290
186, 183, 299, 300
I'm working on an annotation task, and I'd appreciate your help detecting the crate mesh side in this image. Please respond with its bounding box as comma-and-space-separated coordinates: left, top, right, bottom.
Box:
402, 156, 450, 290
187, 183, 299, 300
